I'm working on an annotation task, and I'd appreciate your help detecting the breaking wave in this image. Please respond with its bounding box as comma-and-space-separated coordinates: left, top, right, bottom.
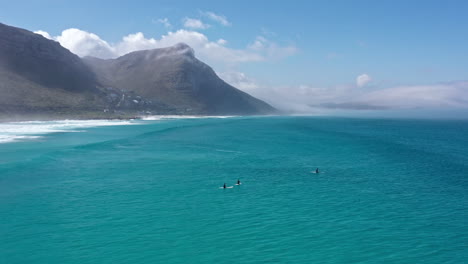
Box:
0, 120, 136, 144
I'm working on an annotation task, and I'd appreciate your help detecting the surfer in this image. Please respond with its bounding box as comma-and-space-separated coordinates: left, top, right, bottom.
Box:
316, 168, 319, 174
223, 183, 227, 189
237, 179, 241, 185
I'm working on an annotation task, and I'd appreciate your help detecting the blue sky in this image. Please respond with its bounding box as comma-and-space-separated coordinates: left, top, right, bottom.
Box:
2, 0, 468, 115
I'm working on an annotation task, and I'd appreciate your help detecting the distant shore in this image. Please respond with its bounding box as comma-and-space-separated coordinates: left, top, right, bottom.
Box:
0, 112, 244, 123
0, 111, 139, 123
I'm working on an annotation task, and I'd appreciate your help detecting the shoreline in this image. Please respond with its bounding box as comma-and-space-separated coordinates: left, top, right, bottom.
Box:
0, 113, 142, 123
0, 115, 241, 144
0, 113, 242, 123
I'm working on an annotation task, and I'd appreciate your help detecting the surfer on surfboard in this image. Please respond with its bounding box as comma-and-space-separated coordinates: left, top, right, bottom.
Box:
316, 168, 319, 174
236, 179, 241, 185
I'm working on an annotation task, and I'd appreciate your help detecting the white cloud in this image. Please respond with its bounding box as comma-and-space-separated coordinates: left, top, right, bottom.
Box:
156, 18, 171, 28
218, 71, 259, 91
34, 30, 52, 39
114, 32, 158, 55
356, 74, 372, 87
219, 71, 334, 112
55, 28, 115, 58
248, 36, 297, 60
354, 82, 468, 109
220, 71, 468, 113
248, 36, 267, 50
183, 18, 210, 29
37, 28, 296, 66
201, 11, 231, 26
31, 27, 468, 115
217, 39, 227, 45
111, 30, 227, 62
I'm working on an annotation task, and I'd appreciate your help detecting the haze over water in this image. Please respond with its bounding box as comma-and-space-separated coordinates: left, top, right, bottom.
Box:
1, 116, 467, 263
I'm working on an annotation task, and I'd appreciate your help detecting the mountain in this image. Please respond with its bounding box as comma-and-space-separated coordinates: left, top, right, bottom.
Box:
83, 43, 274, 115
0, 23, 105, 117
0, 22, 275, 119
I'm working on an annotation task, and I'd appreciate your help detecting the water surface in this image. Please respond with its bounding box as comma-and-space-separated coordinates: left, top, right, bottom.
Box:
1, 117, 467, 263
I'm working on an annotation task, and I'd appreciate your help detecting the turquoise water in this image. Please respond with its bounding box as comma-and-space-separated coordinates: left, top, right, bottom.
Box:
1, 116, 468, 263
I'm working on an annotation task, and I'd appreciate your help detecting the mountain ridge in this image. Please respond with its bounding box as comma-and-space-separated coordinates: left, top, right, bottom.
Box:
83, 43, 274, 115
0, 22, 275, 120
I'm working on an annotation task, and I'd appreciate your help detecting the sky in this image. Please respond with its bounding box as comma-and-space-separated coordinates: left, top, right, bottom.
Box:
2, 0, 468, 117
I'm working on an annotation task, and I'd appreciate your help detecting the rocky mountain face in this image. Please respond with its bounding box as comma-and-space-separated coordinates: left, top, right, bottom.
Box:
83, 43, 275, 115
0, 24, 96, 92
0, 22, 275, 119
0, 23, 105, 116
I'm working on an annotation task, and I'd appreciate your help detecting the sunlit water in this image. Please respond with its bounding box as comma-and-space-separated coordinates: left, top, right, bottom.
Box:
1, 116, 467, 263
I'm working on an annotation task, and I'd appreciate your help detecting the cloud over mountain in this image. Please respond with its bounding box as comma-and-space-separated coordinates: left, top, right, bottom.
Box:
1, 22, 274, 116
34, 28, 297, 66
32, 24, 465, 116
54, 28, 115, 58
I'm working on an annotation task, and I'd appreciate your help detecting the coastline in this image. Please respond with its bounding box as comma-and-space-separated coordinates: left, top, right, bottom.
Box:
0, 114, 240, 144
0, 107, 277, 123
0, 112, 143, 123
0, 113, 236, 123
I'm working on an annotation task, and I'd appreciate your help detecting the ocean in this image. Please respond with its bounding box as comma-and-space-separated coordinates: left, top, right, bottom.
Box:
1, 116, 467, 263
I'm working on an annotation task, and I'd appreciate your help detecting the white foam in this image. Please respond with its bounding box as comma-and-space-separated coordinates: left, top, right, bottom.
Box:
0, 119, 137, 144
0, 135, 42, 143
141, 115, 235, 121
